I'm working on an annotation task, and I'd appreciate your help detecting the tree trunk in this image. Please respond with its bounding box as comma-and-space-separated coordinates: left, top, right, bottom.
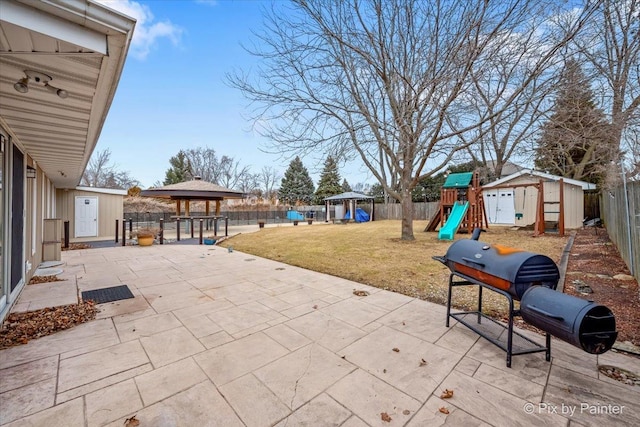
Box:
400, 189, 415, 241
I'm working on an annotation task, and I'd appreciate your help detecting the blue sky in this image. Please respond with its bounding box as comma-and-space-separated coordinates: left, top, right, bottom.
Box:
96, 0, 373, 189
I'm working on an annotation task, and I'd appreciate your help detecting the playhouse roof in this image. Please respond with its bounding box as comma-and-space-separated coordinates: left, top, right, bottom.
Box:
443, 172, 473, 188
483, 169, 596, 190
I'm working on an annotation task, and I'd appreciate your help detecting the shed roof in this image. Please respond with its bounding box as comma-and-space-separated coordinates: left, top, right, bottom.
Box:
483, 169, 596, 190
75, 186, 127, 196
140, 178, 244, 200
324, 191, 374, 201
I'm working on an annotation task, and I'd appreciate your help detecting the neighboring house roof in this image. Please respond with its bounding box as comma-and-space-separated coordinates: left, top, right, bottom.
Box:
485, 161, 525, 177
75, 186, 127, 196
483, 169, 597, 190
140, 178, 244, 200
0, 0, 136, 188
324, 191, 374, 201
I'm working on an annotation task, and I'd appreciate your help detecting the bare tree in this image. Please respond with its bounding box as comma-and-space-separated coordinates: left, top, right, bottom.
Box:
183, 147, 218, 182
576, 0, 640, 175
217, 155, 252, 190
259, 166, 281, 202
176, 147, 254, 190
229, 0, 597, 239
81, 149, 138, 189
461, 27, 561, 178
236, 172, 260, 195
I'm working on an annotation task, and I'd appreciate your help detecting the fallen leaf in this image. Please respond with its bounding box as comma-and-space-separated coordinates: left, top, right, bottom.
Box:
353, 290, 369, 296
419, 358, 427, 367
383, 368, 387, 373
312, 305, 318, 309
381, 412, 392, 422
402, 321, 406, 326
392, 347, 400, 353
402, 409, 410, 415
124, 415, 140, 426
439, 407, 450, 414
440, 389, 454, 399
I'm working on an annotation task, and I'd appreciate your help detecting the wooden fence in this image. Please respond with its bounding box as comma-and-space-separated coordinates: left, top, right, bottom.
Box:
374, 202, 439, 220
600, 181, 640, 286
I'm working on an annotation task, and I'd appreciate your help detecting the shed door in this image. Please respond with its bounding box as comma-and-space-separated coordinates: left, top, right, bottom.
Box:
496, 191, 515, 224
75, 197, 98, 237
484, 190, 515, 224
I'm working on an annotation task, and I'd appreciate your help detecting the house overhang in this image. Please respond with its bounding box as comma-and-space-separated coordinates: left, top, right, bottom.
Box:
0, 0, 136, 188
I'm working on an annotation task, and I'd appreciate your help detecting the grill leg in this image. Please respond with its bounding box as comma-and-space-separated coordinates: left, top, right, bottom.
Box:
546, 333, 551, 361
446, 274, 453, 327
477, 286, 483, 324
506, 296, 515, 368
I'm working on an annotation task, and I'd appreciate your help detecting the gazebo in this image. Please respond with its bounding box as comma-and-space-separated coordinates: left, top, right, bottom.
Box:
139, 177, 244, 217
324, 192, 375, 222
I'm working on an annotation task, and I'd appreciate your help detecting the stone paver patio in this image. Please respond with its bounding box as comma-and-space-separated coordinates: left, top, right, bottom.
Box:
1, 243, 638, 426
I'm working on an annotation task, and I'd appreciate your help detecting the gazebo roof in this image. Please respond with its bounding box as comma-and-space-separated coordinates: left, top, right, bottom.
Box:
324, 191, 374, 201
140, 178, 244, 200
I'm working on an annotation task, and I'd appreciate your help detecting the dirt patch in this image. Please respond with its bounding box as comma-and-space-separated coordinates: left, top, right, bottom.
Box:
564, 227, 639, 347
0, 302, 97, 350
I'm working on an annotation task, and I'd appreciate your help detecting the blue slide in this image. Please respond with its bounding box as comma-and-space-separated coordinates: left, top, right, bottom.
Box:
438, 201, 469, 240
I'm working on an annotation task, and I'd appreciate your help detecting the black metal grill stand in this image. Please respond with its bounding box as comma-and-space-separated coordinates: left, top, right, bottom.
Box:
446, 273, 551, 368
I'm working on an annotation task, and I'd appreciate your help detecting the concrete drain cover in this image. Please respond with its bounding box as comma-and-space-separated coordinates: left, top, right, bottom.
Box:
39, 261, 64, 268
34, 267, 63, 276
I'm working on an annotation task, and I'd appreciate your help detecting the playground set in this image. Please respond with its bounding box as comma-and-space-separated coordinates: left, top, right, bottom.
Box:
426, 171, 565, 240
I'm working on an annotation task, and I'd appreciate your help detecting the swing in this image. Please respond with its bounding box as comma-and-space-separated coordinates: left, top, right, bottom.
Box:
515, 188, 525, 220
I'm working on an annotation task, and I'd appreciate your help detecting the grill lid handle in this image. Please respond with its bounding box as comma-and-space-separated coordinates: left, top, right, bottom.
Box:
527, 305, 564, 321
461, 257, 485, 268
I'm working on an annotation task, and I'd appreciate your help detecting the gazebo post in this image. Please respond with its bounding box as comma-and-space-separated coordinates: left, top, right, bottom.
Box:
370, 199, 374, 221
325, 200, 330, 222
205, 201, 210, 231
175, 200, 181, 216
185, 200, 190, 217
215, 200, 221, 216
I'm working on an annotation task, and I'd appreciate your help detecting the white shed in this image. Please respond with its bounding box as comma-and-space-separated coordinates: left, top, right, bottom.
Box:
482, 169, 596, 229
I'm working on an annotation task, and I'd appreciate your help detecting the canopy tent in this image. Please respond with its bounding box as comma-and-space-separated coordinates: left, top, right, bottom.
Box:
139, 177, 244, 217
324, 192, 374, 222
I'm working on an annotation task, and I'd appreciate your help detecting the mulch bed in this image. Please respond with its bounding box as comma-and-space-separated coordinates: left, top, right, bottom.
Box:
0, 301, 97, 350
564, 227, 640, 347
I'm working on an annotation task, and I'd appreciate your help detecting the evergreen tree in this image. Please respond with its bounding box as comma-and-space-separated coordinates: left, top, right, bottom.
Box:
164, 150, 192, 185
314, 156, 343, 203
535, 59, 614, 184
278, 156, 315, 205
341, 179, 352, 193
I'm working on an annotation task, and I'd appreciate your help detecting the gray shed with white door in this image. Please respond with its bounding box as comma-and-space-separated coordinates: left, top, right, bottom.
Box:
56, 187, 126, 242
